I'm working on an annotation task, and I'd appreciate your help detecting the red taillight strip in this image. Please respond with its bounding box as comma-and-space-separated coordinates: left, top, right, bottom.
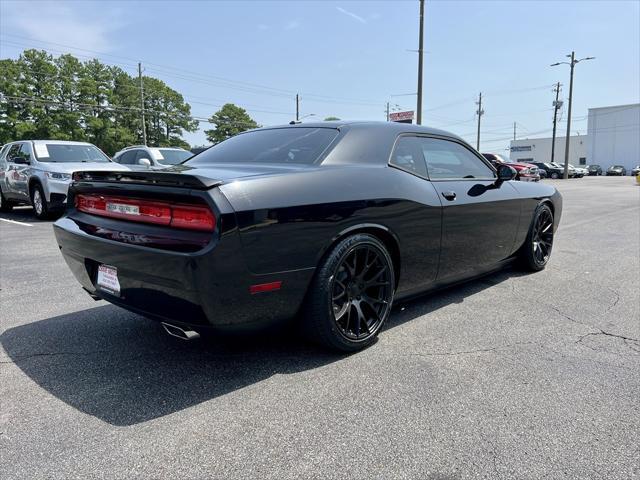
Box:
75, 194, 216, 232
249, 281, 282, 295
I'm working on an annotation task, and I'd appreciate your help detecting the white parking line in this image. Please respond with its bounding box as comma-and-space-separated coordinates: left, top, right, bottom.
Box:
0, 218, 33, 227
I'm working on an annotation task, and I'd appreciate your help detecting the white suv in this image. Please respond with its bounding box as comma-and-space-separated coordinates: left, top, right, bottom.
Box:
0, 140, 128, 219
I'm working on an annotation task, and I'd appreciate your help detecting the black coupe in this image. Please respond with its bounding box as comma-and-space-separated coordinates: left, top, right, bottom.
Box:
54, 122, 562, 351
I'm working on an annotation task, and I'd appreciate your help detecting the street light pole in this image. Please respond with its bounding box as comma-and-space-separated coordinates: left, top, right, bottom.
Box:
416, 0, 424, 125
551, 52, 594, 179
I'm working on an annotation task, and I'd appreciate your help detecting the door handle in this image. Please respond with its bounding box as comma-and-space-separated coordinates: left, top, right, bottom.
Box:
442, 191, 457, 201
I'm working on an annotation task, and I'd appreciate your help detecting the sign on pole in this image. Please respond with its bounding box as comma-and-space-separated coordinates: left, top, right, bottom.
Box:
389, 110, 414, 123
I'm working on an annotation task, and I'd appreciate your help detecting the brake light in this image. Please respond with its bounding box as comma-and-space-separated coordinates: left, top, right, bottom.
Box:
75, 194, 216, 232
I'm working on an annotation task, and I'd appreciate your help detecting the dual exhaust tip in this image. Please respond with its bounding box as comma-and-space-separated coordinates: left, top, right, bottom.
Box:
161, 322, 200, 341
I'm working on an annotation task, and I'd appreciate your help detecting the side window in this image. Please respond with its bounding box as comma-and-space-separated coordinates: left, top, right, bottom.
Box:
19, 143, 33, 162
118, 150, 137, 164
389, 136, 428, 177
419, 138, 494, 180
7, 144, 22, 162
135, 150, 152, 163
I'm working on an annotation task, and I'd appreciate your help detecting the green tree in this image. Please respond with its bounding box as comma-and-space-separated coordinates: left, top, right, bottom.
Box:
324, 116, 341, 121
205, 103, 259, 144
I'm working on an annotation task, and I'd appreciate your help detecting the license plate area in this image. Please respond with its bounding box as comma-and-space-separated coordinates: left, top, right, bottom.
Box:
106, 202, 140, 216
96, 264, 121, 296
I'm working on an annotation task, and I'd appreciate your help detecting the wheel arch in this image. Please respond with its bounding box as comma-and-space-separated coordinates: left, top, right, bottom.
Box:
28, 176, 43, 197
317, 223, 401, 288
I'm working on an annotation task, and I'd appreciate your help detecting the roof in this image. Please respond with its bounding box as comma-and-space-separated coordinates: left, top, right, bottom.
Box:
588, 103, 639, 112
24, 140, 95, 146
259, 120, 464, 141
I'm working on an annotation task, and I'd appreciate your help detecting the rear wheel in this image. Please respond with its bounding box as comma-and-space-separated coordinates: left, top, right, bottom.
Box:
520, 204, 554, 271
550, 172, 559, 179
0, 189, 13, 212
31, 184, 49, 219
304, 234, 395, 352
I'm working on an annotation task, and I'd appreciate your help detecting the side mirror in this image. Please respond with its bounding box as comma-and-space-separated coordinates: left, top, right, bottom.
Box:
496, 164, 516, 182
138, 158, 151, 167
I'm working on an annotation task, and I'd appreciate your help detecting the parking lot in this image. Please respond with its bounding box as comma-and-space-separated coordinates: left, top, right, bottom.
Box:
0, 176, 638, 479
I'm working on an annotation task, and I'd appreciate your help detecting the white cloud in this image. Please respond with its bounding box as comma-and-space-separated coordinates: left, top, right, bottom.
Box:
285, 20, 301, 30
1, 1, 123, 53
336, 6, 367, 24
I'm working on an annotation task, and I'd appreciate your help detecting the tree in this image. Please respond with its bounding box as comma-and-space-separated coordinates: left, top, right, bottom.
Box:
324, 116, 341, 121
205, 103, 258, 144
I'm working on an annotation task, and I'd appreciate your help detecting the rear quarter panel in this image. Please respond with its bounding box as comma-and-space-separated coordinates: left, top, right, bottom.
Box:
219, 164, 443, 295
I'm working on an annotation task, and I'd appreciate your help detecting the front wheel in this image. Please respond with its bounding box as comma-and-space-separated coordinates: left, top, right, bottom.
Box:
303, 234, 395, 352
520, 204, 554, 271
550, 172, 559, 179
31, 184, 49, 219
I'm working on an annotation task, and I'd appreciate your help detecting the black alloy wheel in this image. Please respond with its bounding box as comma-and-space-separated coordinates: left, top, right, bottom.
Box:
304, 233, 395, 351
521, 204, 554, 271
331, 243, 393, 342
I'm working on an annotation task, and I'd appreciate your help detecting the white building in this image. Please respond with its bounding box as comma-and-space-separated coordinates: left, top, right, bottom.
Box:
509, 135, 587, 165
587, 104, 640, 171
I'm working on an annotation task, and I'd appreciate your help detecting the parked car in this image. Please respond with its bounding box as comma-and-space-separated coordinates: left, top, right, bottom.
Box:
570, 164, 587, 177
0, 140, 129, 218
587, 164, 602, 176
630, 165, 640, 176
531, 162, 569, 179
113, 146, 192, 169
481, 153, 540, 181
54, 122, 562, 351
606, 165, 627, 176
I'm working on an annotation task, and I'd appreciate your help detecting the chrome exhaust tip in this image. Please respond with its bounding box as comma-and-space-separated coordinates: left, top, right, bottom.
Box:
161, 322, 201, 341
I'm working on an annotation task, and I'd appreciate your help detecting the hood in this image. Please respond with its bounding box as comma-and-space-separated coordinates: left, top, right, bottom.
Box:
42, 162, 130, 174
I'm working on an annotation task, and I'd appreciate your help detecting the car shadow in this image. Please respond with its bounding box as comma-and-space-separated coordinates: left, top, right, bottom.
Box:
0, 267, 522, 426
0, 205, 59, 223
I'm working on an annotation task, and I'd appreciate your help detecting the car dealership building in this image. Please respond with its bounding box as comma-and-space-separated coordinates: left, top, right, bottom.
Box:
509, 103, 639, 171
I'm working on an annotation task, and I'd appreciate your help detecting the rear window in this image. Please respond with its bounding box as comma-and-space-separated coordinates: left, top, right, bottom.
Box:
188, 127, 339, 165
37, 144, 110, 163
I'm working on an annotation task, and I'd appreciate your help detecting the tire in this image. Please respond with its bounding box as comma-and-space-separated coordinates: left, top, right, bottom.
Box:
0, 189, 13, 212
303, 233, 395, 352
520, 204, 554, 272
550, 172, 559, 179
30, 183, 50, 219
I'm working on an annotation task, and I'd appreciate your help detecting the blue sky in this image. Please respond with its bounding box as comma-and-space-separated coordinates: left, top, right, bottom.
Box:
1, 0, 638, 152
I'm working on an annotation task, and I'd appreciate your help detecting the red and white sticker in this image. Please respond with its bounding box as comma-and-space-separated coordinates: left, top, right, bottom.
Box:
97, 264, 120, 295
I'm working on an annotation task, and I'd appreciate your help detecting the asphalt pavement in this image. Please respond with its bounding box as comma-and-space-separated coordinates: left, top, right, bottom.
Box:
1, 176, 638, 479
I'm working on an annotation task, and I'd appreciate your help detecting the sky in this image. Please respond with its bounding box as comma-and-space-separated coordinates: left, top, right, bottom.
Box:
1, 0, 639, 152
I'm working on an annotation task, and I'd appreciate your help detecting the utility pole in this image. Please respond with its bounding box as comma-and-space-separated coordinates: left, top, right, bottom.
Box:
513, 122, 516, 141
562, 52, 575, 179
551, 82, 561, 164
475, 92, 483, 151
386, 102, 390, 121
295, 94, 299, 122
416, 0, 424, 125
551, 52, 594, 179
138, 62, 147, 146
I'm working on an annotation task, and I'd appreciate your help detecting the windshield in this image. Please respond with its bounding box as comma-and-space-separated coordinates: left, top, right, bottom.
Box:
157, 149, 192, 165
589, 165, 600, 168
187, 127, 339, 165
37, 144, 110, 163
612, 165, 624, 169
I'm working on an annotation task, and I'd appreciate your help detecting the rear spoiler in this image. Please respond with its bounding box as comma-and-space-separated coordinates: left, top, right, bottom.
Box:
72, 171, 221, 190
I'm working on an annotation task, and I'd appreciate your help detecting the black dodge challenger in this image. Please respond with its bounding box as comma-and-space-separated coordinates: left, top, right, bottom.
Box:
54, 121, 562, 351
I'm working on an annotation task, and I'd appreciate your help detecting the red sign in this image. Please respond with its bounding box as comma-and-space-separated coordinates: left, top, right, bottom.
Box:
389, 110, 414, 123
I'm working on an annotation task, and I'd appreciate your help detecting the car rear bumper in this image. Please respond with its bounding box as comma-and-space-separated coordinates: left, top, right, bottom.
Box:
53, 216, 314, 332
